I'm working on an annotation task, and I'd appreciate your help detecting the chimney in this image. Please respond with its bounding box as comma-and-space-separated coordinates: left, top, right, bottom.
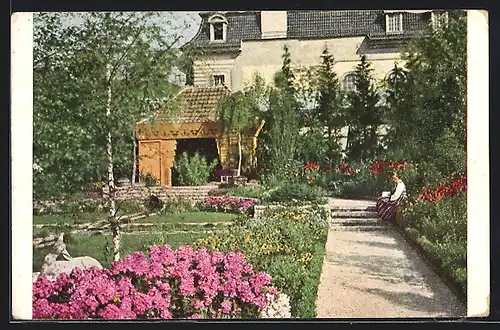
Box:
260, 11, 287, 39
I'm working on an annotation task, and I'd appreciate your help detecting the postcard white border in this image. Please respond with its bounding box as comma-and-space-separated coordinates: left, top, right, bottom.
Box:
10, 9, 490, 320
11, 12, 34, 320
466, 9, 490, 317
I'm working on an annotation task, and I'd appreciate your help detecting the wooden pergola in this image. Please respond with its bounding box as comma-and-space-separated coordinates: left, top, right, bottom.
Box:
135, 86, 265, 187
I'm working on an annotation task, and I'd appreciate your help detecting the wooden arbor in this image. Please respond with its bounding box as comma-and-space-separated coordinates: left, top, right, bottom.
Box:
136, 86, 264, 187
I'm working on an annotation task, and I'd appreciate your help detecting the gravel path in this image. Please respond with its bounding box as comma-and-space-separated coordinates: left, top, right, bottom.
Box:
315, 198, 466, 318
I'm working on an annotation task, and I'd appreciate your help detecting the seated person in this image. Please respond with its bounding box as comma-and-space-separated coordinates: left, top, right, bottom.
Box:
376, 172, 407, 222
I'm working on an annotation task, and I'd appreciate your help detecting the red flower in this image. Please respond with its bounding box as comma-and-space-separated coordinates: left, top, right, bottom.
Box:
304, 162, 319, 171
418, 172, 466, 201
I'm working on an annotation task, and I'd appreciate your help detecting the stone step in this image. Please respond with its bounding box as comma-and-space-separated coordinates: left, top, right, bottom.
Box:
330, 217, 382, 226
329, 224, 389, 232
330, 210, 378, 218
331, 205, 376, 212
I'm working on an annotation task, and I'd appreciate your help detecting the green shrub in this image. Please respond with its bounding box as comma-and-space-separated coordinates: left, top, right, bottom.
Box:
225, 185, 267, 199
194, 206, 328, 317
162, 198, 197, 214
140, 173, 159, 187
263, 181, 327, 204
144, 195, 164, 214
174, 152, 218, 186
117, 200, 144, 214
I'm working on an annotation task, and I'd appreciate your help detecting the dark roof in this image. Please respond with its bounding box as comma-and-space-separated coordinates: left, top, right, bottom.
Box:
287, 10, 429, 39
183, 10, 432, 53
154, 86, 230, 124
182, 11, 261, 54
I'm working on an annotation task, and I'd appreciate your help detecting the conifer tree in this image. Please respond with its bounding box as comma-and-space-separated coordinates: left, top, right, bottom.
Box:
345, 55, 383, 161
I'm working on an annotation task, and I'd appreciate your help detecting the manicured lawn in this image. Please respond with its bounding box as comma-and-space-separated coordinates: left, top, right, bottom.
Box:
33, 211, 238, 271
33, 211, 237, 226
33, 230, 214, 271
135, 212, 237, 224
33, 212, 107, 225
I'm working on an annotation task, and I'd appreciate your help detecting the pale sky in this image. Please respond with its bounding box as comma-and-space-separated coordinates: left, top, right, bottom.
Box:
59, 11, 202, 48
157, 11, 201, 47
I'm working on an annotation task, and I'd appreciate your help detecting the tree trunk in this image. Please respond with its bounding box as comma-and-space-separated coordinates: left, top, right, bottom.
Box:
131, 134, 137, 186
237, 131, 242, 177
105, 64, 120, 262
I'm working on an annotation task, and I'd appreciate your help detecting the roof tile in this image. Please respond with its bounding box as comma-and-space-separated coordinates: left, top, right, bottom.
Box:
155, 86, 230, 124
185, 10, 431, 52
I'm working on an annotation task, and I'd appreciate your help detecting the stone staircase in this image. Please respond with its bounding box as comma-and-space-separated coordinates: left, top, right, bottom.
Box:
329, 202, 388, 232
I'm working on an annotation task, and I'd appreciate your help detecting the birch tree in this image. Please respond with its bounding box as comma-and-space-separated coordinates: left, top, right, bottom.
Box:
34, 12, 189, 260
217, 74, 266, 177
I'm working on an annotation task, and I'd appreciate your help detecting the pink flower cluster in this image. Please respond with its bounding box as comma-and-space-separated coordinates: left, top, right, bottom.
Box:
200, 197, 257, 214
33, 246, 278, 320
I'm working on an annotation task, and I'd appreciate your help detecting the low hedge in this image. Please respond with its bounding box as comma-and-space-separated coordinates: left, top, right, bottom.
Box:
395, 192, 466, 303
262, 181, 327, 205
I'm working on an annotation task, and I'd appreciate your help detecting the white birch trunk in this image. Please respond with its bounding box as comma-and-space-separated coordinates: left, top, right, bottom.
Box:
237, 131, 242, 177
131, 135, 137, 186
105, 65, 120, 262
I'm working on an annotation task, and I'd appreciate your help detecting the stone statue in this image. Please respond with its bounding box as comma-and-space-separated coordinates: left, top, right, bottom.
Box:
36, 233, 103, 281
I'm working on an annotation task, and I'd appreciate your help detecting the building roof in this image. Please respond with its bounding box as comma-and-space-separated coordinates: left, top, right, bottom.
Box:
183, 10, 432, 53
182, 11, 261, 54
153, 86, 230, 124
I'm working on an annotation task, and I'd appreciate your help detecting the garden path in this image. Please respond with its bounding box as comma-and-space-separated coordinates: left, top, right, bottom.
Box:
315, 198, 466, 318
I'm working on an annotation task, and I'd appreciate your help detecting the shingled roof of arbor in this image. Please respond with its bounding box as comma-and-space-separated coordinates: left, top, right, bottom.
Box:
154, 86, 230, 124
183, 10, 431, 53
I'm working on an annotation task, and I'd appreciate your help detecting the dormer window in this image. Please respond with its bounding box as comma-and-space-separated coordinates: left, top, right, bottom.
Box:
431, 10, 449, 30
386, 12, 403, 34
208, 14, 228, 42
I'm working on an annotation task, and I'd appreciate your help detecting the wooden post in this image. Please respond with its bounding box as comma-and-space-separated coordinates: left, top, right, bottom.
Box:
161, 140, 177, 187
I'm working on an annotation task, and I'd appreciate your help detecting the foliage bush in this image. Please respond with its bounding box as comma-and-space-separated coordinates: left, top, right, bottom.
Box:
174, 152, 218, 186
194, 206, 328, 317
116, 200, 144, 214
144, 195, 164, 214
224, 185, 267, 199
33, 199, 107, 216
140, 173, 159, 187
33, 246, 281, 319
161, 198, 197, 214
262, 181, 327, 205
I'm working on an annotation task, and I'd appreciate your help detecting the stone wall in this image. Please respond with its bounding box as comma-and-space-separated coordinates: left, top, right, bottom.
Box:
109, 184, 220, 203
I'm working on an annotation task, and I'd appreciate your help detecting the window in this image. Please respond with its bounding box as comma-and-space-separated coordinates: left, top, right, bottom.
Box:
213, 23, 224, 40
431, 11, 449, 30
208, 14, 227, 42
386, 13, 403, 34
343, 74, 356, 92
213, 74, 225, 86
386, 69, 406, 87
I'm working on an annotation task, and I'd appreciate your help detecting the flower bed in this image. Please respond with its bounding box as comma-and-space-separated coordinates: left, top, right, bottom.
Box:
198, 197, 258, 215
253, 202, 330, 219
194, 206, 329, 317
328, 159, 412, 198
396, 174, 467, 300
418, 172, 466, 201
33, 246, 285, 319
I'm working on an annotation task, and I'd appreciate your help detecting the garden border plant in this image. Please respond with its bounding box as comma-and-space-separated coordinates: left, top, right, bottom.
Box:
194, 205, 329, 317
33, 246, 287, 319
